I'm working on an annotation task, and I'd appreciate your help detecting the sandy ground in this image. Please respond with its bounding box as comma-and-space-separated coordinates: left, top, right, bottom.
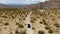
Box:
25, 12, 34, 34
0, 9, 60, 34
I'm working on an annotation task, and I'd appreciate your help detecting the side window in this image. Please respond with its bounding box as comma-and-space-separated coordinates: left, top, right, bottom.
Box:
27, 24, 31, 28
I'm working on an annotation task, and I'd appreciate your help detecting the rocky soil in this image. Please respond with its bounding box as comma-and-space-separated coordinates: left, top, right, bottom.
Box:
0, 9, 60, 34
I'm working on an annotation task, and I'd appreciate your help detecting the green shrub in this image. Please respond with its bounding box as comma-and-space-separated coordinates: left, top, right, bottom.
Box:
32, 27, 35, 30
19, 31, 26, 34
38, 30, 45, 34
33, 18, 37, 21
23, 18, 25, 20
37, 16, 40, 18
48, 29, 53, 33
16, 23, 24, 28
45, 26, 50, 30
18, 24, 24, 28
19, 18, 22, 20
54, 23, 60, 28
15, 30, 26, 34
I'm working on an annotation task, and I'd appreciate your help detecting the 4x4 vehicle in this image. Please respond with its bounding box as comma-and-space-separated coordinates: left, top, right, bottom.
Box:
27, 24, 31, 28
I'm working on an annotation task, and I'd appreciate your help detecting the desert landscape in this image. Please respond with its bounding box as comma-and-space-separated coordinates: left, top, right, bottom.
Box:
0, 0, 60, 34
0, 8, 60, 34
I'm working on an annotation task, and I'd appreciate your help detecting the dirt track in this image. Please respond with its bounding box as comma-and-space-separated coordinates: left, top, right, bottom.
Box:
0, 9, 60, 34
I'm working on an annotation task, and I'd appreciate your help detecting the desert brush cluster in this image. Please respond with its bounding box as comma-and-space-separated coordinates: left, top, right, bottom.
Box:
0, 8, 60, 34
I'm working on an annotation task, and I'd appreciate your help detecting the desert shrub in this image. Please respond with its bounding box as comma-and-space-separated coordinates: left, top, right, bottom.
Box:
23, 18, 25, 20
12, 15, 15, 19
2, 16, 8, 18
18, 24, 24, 28
30, 20, 34, 23
16, 22, 24, 28
39, 21, 43, 24
54, 23, 60, 28
16, 22, 19, 25
19, 18, 22, 20
37, 16, 40, 18
19, 31, 26, 34
33, 18, 37, 21
38, 30, 45, 34
42, 19, 47, 25
45, 26, 50, 30
10, 32, 12, 34
4, 23, 9, 25
48, 29, 53, 33
16, 31, 26, 34
32, 27, 35, 30
15, 30, 19, 34
58, 16, 60, 18
39, 19, 47, 25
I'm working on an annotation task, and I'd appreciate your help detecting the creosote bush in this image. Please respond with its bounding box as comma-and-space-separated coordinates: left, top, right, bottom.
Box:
19, 31, 26, 34
2, 16, 8, 18
18, 24, 24, 28
48, 29, 53, 33
45, 26, 50, 30
36, 16, 40, 18
30, 20, 34, 23
12, 15, 15, 19
15, 30, 19, 34
40, 22, 43, 24
16, 22, 19, 25
42, 19, 47, 25
4, 23, 9, 25
38, 30, 45, 34
15, 30, 26, 34
32, 27, 35, 30
16, 22, 24, 28
32, 18, 37, 21
54, 23, 60, 28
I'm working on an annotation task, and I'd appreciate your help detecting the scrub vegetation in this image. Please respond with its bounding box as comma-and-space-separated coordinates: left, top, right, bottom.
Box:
0, 8, 60, 34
